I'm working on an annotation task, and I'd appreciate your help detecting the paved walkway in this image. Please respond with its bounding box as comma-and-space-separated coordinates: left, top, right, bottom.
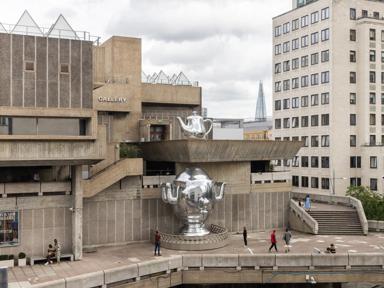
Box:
8, 230, 384, 287
294, 200, 356, 211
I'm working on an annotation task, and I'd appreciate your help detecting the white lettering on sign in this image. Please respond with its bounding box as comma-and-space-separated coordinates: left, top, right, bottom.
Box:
98, 97, 128, 103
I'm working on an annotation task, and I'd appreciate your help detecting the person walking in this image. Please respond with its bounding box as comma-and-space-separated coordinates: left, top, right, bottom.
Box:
54, 239, 61, 263
304, 194, 311, 211
283, 228, 292, 253
268, 230, 278, 252
154, 230, 161, 256
243, 226, 248, 247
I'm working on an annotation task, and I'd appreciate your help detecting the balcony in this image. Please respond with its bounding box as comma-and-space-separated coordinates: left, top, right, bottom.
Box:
0, 181, 71, 197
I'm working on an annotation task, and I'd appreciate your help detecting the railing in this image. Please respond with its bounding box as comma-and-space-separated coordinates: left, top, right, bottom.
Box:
0, 181, 71, 197
143, 175, 175, 188
251, 171, 290, 184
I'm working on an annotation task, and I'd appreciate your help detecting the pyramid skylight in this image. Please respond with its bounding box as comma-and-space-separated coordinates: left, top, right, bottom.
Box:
12, 10, 43, 36
47, 14, 79, 40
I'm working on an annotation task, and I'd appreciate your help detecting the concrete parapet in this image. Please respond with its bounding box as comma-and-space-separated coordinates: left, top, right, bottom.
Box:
239, 254, 276, 268
368, 220, 384, 232
138, 258, 169, 276
182, 254, 203, 268
31, 279, 66, 288
65, 271, 104, 288
202, 254, 239, 267
348, 252, 384, 266
104, 264, 138, 284
168, 255, 183, 270
276, 253, 312, 267
311, 253, 349, 267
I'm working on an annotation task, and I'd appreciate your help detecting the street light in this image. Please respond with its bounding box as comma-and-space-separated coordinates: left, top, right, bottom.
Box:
330, 169, 347, 195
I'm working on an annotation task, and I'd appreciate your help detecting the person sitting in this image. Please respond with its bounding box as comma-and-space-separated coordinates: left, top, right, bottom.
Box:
45, 244, 55, 265
325, 243, 336, 254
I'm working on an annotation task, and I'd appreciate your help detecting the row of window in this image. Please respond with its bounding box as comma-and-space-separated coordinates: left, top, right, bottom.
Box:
275, 29, 330, 55
275, 93, 329, 110
350, 8, 381, 21
350, 28, 384, 43
275, 135, 330, 148
291, 156, 330, 168
274, 7, 330, 37
275, 72, 330, 92
350, 50, 384, 63
275, 114, 329, 129
275, 50, 329, 74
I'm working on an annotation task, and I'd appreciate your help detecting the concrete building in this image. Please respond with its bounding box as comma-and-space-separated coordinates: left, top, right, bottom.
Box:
244, 118, 273, 140
273, 0, 384, 195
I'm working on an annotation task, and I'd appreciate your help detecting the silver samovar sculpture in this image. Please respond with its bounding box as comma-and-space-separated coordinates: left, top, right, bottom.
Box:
176, 111, 213, 139
161, 167, 225, 236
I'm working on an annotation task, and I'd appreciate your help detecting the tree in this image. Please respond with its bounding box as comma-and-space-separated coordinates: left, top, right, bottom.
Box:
347, 186, 384, 220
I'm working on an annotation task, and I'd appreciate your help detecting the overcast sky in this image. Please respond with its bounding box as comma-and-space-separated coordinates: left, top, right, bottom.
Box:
0, 0, 291, 119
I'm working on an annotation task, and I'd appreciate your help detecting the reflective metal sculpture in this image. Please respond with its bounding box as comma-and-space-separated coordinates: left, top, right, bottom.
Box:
176, 111, 213, 139
161, 167, 225, 236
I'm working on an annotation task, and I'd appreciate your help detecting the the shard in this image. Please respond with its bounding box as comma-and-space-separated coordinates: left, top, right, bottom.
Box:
255, 81, 266, 121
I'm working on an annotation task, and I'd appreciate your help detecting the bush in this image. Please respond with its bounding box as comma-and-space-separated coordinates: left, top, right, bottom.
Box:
0, 255, 8, 261
18, 252, 26, 259
120, 143, 142, 158
8, 255, 14, 260
347, 186, 384, 220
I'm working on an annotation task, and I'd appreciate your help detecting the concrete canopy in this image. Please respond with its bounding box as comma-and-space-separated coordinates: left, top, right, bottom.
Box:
139, 139, 302, 163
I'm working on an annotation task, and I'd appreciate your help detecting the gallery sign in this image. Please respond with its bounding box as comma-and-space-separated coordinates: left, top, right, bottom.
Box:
0, 211, 19, 246
98, 97, 128, 103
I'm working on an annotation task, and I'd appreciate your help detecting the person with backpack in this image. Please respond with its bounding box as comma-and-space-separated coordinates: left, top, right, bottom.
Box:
283, 228, 292, 253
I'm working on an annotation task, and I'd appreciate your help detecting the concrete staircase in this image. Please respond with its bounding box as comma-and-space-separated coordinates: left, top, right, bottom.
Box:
308, 210, 364, 235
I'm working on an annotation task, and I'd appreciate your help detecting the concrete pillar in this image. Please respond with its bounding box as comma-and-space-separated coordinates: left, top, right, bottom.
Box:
71, 165, 83, 260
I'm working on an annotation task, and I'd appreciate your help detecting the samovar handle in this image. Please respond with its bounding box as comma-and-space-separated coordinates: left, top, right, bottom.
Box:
203, 118, 213, 138
212, 181, 225, 201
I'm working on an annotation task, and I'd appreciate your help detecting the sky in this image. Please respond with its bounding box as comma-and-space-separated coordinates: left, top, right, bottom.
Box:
0, 0, 291, 119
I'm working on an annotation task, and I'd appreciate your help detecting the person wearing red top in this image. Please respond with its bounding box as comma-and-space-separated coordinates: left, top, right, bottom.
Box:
268, 230, 278, 252
154, 230, 161, 256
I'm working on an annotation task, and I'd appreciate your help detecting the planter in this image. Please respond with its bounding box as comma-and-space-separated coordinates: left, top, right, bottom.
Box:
18, 258, 26, 267
0, 259, 14, 268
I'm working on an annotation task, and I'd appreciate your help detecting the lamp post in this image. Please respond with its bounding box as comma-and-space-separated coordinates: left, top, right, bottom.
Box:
330, 169, 347, 195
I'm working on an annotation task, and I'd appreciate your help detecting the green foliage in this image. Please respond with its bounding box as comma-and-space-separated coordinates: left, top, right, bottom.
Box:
8, 255, 14, 260
347, 186, 384, 220
18, 252, 26, 259
0, 255, 8, 261
119, 143, 142, 158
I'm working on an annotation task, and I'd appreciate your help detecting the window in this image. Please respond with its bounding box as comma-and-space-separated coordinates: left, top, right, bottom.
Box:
24, 61, 35, 72
382, 51, 384, 63
283, 118, 290, 128
321, 157, 329, 168
350, 50, 356, 62
302, 136, 308, 147
321, 71, 329, 83
321, 178, 330, 189
0, 211, 19, 247
350, 114, 356, 125
374, 12, 380, 19
301, 95, 308, 107
350, 156, 361, 168
301, 35, 309, 47
302, 176, 309, 187
292, 97, 299, 108
311, 94, 319, 106
283, 22, 290, 34
274, 100, 281, 111
350, 178, 361, 187
301, 75, 309, 87
370, 29, 376, 41
311, 73, 319, 85
292, 175, 299, 187
350, 93, 356, 104
301, 156, 309, 167
362, 10, 368, 17
310, 115, 318, 128
301, 116, 309, 127
292, 77, 299, 89
275, 119, 281, 129
283, 41, 290, 53
321, 50, 329, 62
382, 114, 384, 125
370, 50, 376, 62
283, 98, 290, 109
311, 53, 319, 65
350, 135, 356, 147
350, 72, 356, 83
283, 60, 290, 72
275, 44, 281, 55
301, 55, 309, 67
292, 117, 299, 128
60, 63, 69, 73
350, 8, 356, 20
301, 15, 309, 27
321, 92, 329, 104
311, 156, 319, 168
370, 156, 377, 168
311, 135, 319, 146
370, 114, 376, 126
274, 25, 282, 37
321, 135, 330, 147
275, 81, 281, 92
382, 72, 384, 84
311, 32, 319, 44
321, 114, 329, 126
283, 79, 290, 91
311, 11, 319, 24
292, 38, 299, 50
274, 63, 281, 74
292, 19, 299, 31
370, 134, 376, 145
321, 7, 329, 20
370, 178, 378, 191
311, 177, 319, 188
321, 28, 330, 41
292, 58, 299, 69
350, 29, 356, 41
382, 93, 384, 104
370, 93, 376, 105
370, 71, 376, 83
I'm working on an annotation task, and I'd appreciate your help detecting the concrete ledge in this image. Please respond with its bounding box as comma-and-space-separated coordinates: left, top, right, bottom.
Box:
239, 254, 276, 267
104, 264, 138, 284
183, 255, 203, 268
349, 252, 384, 266
276, 253, 312, 267
168, 255, 183, 270
202, 254, 239, 267
312, 253, 349, 267
31, 279, 66, 288
65, 271, 104, 288
368, 220, 384, 232
138, 258, 169, 276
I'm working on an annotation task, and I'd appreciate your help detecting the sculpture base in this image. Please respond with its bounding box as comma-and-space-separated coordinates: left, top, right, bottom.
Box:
180, 223, 210, 237
152, 224, 229, 251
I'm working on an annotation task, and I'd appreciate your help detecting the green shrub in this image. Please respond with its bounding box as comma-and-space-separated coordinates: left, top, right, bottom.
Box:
8, 255, 14, 260
120, 143, 142, 158
18, 252, 26, 259
347, 186, 384, 220
0, 255, 8, 261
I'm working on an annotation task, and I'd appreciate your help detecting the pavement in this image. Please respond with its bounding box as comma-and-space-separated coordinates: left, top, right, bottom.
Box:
8, 230, 384, 287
